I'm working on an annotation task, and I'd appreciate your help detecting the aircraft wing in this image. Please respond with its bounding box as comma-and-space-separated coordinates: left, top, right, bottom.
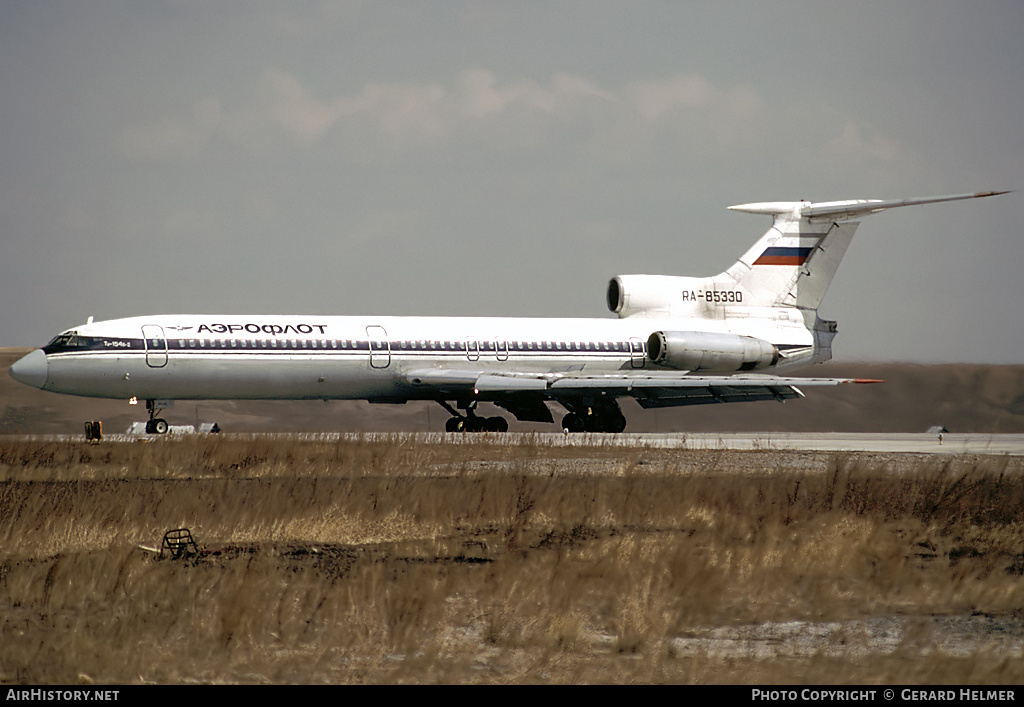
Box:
551, 374, 829, 408
405, 368, 880, 418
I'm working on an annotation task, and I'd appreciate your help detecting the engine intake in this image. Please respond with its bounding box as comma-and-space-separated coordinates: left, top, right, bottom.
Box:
647, 331, 780, 372
607, 275, 692, 318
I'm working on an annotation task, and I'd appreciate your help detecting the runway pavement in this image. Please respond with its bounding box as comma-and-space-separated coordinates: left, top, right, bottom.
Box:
586, 432, 1024, 455
334, 431, 1024, 455
454, 426, 1024, 454
34, 430, 1024, 455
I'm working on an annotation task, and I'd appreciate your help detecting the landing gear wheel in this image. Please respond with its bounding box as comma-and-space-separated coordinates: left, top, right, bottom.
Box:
562, 413, 586, 433
485, 416, 508, 432
435, 401, 508, 433
446, 415, 508, 432
144, 400, 171, 435
606, 413, 627, 433
563, 406, 627, 433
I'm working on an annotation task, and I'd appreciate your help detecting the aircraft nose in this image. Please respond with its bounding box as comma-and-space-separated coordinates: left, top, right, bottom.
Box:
9, 349, 48, 390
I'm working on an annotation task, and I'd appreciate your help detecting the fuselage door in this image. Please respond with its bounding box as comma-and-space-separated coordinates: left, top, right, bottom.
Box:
366, 325, 391, 368
495, 338, 508, 361
142, 325, 168, 368
629, 337, 645, 369
464, 337, 480, 362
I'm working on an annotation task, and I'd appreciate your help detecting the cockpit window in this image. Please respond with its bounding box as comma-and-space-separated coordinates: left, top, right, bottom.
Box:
46, 331, 77, 348
43, 331, 94, 353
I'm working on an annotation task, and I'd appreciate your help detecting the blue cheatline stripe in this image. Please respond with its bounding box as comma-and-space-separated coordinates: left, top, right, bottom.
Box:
44, 337, 640, 357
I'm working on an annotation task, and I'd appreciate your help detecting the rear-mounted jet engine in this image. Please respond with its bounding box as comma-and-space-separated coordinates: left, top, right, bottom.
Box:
647, 330, 780, 372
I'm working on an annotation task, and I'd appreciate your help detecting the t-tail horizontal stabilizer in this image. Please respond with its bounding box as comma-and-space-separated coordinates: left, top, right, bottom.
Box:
724, 190, 1010, 312
728, 191, 1010, 223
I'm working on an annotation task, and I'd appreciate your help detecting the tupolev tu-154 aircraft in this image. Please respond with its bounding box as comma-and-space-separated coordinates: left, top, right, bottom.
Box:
9, 191, 1007, 433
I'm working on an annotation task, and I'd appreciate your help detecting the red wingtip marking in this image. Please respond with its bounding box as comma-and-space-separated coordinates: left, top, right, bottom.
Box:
852, 379, 884, 384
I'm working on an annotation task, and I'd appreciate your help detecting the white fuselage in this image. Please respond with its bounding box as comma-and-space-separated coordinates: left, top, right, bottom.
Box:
36, 311, 816, 401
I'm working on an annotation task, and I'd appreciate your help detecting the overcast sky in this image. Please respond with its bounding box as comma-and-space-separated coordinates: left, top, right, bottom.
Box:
1, 1, 1021, 363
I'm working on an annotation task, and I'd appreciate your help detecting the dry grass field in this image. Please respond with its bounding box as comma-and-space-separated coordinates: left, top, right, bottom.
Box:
2, 435, 1024, 684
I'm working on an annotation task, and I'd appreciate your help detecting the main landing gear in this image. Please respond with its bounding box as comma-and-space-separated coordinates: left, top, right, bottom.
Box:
438, 400, 509, 433
435, 399, 627, 433
145, 399, 169, 434
560, 402, 627, 433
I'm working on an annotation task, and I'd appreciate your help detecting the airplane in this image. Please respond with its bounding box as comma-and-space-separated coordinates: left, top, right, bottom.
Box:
9, 190, 1008, 434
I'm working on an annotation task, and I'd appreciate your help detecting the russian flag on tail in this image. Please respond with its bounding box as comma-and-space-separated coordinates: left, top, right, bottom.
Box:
753, 246, 814, 266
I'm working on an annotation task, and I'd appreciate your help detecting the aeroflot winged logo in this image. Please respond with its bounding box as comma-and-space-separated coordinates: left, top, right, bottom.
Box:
196, 323, 329, 335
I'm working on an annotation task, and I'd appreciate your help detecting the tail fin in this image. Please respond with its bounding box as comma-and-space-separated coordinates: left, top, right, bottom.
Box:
721, 191, 1009, 311
722, 204, 859, 310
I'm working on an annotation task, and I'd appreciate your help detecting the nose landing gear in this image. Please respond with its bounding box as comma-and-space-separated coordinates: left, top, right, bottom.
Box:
145, 399, 169, 434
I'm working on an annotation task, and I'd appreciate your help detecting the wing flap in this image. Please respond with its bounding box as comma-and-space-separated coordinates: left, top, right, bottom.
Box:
406, 369, 548, 391
476, 373, 548, 392
549, 374, 871, 389
633, 384, 803, 409
405, 368, 877, 408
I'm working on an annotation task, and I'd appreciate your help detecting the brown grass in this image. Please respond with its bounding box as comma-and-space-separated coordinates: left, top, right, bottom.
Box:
1, 436, 1023, 684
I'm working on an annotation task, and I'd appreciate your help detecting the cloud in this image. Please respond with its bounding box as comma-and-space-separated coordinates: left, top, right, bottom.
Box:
118, 97, 222, 161
628, 73, 714, 121
456, 69, 617, 119
119, 68, 622, 159
822, 119, 904, 164
118, 68, 905, 174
